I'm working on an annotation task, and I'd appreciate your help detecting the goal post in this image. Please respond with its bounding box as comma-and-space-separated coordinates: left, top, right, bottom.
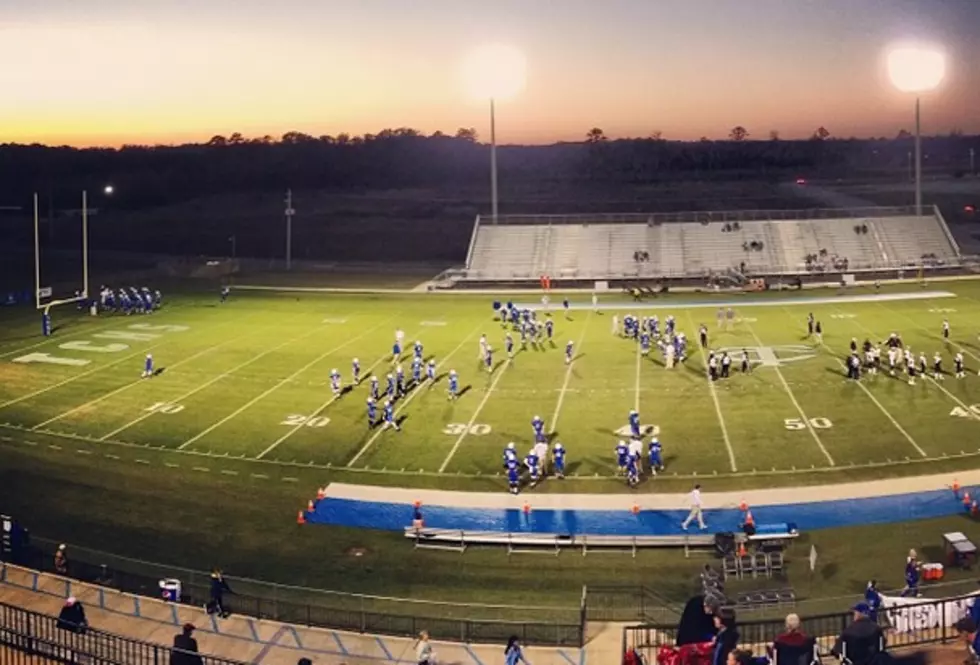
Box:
33, 191, 91, 334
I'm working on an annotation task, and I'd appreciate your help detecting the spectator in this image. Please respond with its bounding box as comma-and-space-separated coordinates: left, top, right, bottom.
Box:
831, 603, 884, 665
505, 635, 528, 665
769, 614, 815, 665
56, 597, 87, 634
171, 623, 203, 665
726, 650, 753, 665
901, 549, 920, 597
415, 630, 433, 665
54, 544, 69, 575
711, 610, 739, 665
955, 617, 980, 662
297, 659, 313, 665
208, 568, 233, 618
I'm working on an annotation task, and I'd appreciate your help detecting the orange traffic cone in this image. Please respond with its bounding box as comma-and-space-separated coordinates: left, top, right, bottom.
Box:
953, 479, 961, 495
971, 501, 979, 517
738, 499, 748, 512
522, 502, 531, 515
307, 499, 315, 511
963, 493, 972, 508
631, 504, 640, 515
317, 487, 326, 500
738, 542, 747, 557
744, 510, 755, 527
297, 511, 306, 525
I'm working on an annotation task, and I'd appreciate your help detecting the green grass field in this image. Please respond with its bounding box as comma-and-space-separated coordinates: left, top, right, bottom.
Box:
4, 282, 980, 619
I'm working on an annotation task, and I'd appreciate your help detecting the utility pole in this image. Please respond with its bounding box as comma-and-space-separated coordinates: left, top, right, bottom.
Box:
284, 189, 295, 271
971, 148, 976, 176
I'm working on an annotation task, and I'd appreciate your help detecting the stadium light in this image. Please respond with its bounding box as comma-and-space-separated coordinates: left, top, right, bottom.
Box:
103, 185, 114, 195
886, 46, 946, 216
461, 44, 527, 225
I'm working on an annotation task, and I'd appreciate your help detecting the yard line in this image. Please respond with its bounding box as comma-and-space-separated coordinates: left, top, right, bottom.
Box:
30, 321, 247, 431
0, 342, 169, 411
744, 321, 836, 465
548, 310, 593, 434
807, 307, 927, 458
438, 358, 512, 472
346, 319, 488, 467
684, 312, 737, 472
254, 330, 418, 460
177, 317, 392, 450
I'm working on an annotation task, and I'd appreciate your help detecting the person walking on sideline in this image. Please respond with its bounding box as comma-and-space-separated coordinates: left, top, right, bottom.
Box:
681, 483, 707, 530
170, 623, 203, 665
505, 635, 528, 665
54, 544, 69, 575
208, 568, 233, 618
415, 630, 433, 665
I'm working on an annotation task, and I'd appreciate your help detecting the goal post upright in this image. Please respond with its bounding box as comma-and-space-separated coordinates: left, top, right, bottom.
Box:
33, 192, 41, 310
82, 189, 89, 299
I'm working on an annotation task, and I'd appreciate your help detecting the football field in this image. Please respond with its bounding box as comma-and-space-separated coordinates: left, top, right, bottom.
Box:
3, 284, 980, 490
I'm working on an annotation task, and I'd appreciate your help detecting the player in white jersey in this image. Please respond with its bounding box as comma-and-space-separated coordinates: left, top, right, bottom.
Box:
612, 314, 619, 336
864, 349, 876, 375
592, 291, 598, 312
478, 334, 487, 360
396, 329, 405, 345
932, 352, 943, 380
887, 347, 898, 376
627, 438, 643, 474
942, 319, 950, 339
954, 352, 965, 378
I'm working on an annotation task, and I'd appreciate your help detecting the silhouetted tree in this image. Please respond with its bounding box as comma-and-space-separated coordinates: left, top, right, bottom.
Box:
282, 131, 315, 144
729, 126, 749, 141
650, 130, 664, 141
455, 128, 478, 142
896, 129, 912, 140
206, 135, 227, 147
769, 130, 780, 141
811, 126, 830, 141
228, 132, 245, 145
585, 128, 607, 143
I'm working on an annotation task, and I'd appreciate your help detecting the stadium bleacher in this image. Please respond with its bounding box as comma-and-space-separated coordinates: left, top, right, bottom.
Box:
461, 207, 961, 283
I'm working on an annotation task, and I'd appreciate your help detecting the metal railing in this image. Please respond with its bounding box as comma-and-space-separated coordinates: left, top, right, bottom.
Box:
17, 538, 585, 647
487, 206, 923, 226
623, 593, 978, 664
0, 600, 245, 665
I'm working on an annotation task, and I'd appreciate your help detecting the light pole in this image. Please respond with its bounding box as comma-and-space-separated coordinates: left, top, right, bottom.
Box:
887, 46, 946, 216
462, 44, 526, 225
80, 185, 112, 299
284, 189, 295, 270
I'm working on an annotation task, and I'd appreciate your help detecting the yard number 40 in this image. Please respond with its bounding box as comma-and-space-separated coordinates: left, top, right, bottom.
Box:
784, 417, 833, 430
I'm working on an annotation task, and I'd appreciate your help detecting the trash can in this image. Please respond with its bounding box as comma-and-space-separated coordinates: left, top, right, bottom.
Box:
159, 578, 182, 602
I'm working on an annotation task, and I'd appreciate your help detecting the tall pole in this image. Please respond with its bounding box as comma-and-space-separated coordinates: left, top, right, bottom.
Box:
81, 190, 89, 299
971, 148, 976, 176
33, 193, 41, 310
914, 96, 923, 216
907, 151, 912, 183
490, 98, 498, 225
285, 189, 293, 271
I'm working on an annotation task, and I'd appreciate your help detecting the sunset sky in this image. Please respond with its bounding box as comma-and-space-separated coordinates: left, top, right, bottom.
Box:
3, 0, 979, 147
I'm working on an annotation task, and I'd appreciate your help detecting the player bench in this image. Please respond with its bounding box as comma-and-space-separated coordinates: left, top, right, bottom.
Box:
403, 528, 793, 558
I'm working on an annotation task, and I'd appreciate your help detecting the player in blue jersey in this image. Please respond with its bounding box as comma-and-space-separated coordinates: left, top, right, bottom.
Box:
506, 456, 521, 494
412, 357, 422, 385
484, 345, 493, 373
386, 373, 396, 399
651, 315, 660, 337
447, 369, 458, 400
648, 436, 663, 473
352, 358, 361, 384
626, 452, 640, 487
220, 285, 230, 303
366, 398, 377, 427
505, 333, 514, 359
383, 400, 400, 431
615, 440, 629, 474
640, 332, 651, 356
531, 415, 544, 440
142, 353, 154, 378
525, 448, 541, 488
629, 410, 641, 438
426, 359, 436, 382
502, 442, 518, 467
545, 317, 554, 341
666, 315, 676, 336
369, 375, 379, 400
330, 368, 341, 396
392, 339, 402, 362
414, 340, 423, 361
395, 365, 405, 395
562, 298, 570, 319
552, 442, 566, 479
565, 340, 574, 365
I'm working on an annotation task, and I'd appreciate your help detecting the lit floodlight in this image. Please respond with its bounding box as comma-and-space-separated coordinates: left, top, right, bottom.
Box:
887, 46, 945, 93
103, 185, 114, 195
461, 44, 527, 101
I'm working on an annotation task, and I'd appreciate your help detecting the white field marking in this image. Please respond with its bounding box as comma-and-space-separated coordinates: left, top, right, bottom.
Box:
322, 318, 348, 324
254, 329, 418, 460
420, 321, 447, 326
0, 341, 170, 412
438, 359, 512, 472
548, 309, 593, 434
0, 317, 138, 359
807, 308, 927, 457
177, 317, 392, 450
633, 337, 642, 413
744, 321, 836, 465
346, 319, 488, 467
31, 322, 247, 431
684, 312, 737, 472
850, 310, 980, 423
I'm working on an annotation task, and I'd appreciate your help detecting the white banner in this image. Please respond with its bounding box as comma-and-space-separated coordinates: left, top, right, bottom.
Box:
881, 592, 978, 634
37, 287, 52, 298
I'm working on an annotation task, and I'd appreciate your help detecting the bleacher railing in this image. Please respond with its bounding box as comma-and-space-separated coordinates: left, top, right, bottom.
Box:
487, 206, 921, 226
0, 600, 245, 665
13, 538, 585, 647
623, 593, 977, 665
